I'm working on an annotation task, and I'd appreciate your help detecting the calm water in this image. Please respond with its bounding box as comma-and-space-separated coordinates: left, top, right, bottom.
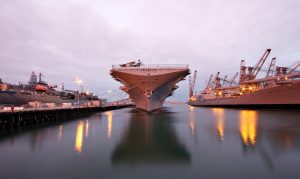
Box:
1, 104, 300, 179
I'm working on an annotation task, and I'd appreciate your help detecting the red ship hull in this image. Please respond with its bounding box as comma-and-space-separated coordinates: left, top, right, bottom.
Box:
189, 82, 300, 109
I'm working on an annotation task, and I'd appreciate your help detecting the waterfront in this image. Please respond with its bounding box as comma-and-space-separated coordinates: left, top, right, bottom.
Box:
0, 104, 300, 179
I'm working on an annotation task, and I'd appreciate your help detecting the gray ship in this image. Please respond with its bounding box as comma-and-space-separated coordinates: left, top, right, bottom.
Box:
110, 61, 190, 111
0, 72, 97, 106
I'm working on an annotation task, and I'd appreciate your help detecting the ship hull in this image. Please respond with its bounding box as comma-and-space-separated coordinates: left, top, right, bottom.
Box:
0, 91, 74, 105
111, 67, 189, 112
189, 82, 300, 109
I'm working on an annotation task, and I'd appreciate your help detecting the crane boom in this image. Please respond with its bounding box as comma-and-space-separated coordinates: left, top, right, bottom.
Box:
266, 57, 276, 77
287, 60, 300, 74
229, 72, 239, 86
206, 74, 213, 88
213, 72, 220, 82
253, 49, 271, 78
222, 76, 227, 86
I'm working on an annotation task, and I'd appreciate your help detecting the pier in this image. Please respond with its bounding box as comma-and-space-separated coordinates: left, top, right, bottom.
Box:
0, 105, 132, 128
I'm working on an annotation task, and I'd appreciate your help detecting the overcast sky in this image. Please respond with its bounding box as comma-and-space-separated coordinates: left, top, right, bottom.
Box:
0, 0, 299, 100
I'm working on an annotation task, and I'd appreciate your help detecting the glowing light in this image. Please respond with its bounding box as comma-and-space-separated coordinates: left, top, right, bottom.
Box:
75, 121, 84, 153
75, 78, 83, 85
239, 110, 257, 145
190, 96, 196, 102
106, 111, 113, 138
189, 106, 195, 111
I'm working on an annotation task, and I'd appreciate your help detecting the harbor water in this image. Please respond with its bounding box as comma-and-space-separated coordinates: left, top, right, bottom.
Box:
0, 104, 300, 179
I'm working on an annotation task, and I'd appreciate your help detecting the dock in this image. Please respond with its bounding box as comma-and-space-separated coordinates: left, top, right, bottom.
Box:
0, 105, 132, 128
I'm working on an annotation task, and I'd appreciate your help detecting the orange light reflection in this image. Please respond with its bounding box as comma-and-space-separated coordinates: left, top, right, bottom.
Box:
75, 121, 84, 153
106, 111, 113, 138
189, 106, 196, 136
85, 120, 89, 138
239, 110, 257, 146
212, 108, 225, 141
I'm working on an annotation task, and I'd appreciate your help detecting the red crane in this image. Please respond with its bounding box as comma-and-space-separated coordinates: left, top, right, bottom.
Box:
228, 72, 239, 86
287, 60, 300, 74
252, 49, 271, 79
266, 57, 276, 77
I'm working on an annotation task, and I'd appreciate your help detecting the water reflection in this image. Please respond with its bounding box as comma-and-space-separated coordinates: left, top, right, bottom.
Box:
85, 120, 89, 139
212, 108, 225, 141
188, 105, 197, 137
111, 109, 190, 164
74, 121, 84, 153
1, 105, 300, 179
106, 111, 113, 138
239, 110, 258, 146
57, 125, 63, 143
30, 128, 53, 151
73, 120, 90, 154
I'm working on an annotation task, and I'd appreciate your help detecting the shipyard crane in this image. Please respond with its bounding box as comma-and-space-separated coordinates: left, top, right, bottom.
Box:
219, 72, 238, 87
206, 74, 213, 88
213, 72, 220, 83
189, 76, 192, 95
222, 76, 228, 86
266, 57, 276, 77
213, 72, 221, 88
252, 49, 271, 79
228, 72, 239, 86
287, 60, 300, 74
189, 70, 197, 98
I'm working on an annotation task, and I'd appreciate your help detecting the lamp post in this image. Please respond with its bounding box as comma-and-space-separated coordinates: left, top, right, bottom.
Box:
75, 78, 83, 107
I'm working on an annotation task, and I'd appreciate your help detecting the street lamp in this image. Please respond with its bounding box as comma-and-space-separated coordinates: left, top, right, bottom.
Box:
75, 78, 83, 107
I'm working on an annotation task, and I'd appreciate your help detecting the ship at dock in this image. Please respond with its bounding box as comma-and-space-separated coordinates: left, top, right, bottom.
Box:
110, 61, 190, 111
0, 72, 98, 106
188, 49, 300, 109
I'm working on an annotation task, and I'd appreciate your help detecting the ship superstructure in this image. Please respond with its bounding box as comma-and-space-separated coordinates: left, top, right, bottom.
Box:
189, 49, 300, 108
110, 61, 190, 111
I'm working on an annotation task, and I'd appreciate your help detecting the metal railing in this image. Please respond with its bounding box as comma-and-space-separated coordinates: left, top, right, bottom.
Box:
112, 64, 189, 69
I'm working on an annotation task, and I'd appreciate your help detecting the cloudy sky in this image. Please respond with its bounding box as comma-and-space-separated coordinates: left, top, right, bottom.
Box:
0, 0, 299, 100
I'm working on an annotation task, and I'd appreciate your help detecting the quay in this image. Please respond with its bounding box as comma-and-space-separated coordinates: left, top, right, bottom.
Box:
0, 105, 132, 128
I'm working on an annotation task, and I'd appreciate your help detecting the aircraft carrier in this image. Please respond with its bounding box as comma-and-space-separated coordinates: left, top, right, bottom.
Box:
110, 61, 190, 111
188, 49, 300, 108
